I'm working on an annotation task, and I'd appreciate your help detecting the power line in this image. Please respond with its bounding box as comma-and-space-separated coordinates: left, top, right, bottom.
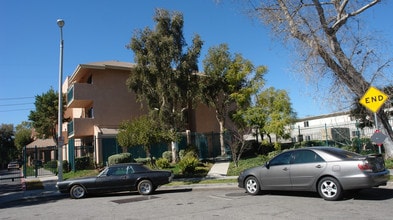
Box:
0, 108, 33, 113
0, 103, 33, 107
0, 96, 34, 101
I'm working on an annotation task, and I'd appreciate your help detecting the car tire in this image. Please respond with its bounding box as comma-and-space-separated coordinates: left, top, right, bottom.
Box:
137, 180, 153, 195
245, 176, 261, 195
70, 185, 86, 199
318, 177, 343, 201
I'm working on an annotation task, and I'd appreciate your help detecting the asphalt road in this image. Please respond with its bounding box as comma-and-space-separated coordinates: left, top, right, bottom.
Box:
1, 185, 393, 219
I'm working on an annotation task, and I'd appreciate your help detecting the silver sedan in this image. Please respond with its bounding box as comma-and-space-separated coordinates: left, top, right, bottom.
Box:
238, 147, 390, 201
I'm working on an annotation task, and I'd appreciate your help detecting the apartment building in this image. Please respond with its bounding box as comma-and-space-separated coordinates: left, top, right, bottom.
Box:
62, 61, 221, 167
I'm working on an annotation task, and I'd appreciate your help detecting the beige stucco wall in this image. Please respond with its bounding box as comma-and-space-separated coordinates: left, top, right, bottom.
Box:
88, 68, 146, 126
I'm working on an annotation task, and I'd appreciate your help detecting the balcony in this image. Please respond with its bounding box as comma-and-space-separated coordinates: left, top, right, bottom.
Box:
67, 83, 93, 108
67, 118, 95, 138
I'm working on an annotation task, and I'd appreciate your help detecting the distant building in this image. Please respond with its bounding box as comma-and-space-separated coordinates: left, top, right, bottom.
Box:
289, 111, 390, 146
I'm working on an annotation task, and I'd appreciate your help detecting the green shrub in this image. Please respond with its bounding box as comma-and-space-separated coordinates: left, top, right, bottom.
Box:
162, 151, 172, 162
179, 145, 199, 161
63, 160, 70, 173
156, 158, 170, 169
108, 153, 133, 165
44, 160, 58, 169
267, 150, 280, 159
134, 157, 157, 168
385, 158, 393, 169
179, 149, 186, 160
178, 155, 199, 175
134, 157, 148, 164
75, 156, 93, 170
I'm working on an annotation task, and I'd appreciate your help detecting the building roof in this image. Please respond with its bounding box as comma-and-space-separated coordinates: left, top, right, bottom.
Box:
296, 111, 351, 122
26, 138, 56, 148
68, 61, 136, 83
81, 61, 136, 70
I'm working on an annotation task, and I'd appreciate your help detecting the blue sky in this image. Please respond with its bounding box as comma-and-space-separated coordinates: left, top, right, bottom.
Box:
1, 0, 393, 126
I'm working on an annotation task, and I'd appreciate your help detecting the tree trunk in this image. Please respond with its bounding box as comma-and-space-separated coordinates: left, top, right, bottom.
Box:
377, 111, 393, 158
219, 120, 226, 156
171, 141, 178, 163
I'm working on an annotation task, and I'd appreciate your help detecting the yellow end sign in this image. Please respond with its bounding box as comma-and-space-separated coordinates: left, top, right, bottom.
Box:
359, 86, 389, 113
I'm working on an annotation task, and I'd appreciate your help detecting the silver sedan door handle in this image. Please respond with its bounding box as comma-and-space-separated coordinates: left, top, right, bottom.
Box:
315, 164, 322, 168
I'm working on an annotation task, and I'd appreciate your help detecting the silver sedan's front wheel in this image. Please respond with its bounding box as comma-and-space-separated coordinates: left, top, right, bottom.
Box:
318, 177, 343, 201
70, 185, 86, 199
245, 176, 260, 195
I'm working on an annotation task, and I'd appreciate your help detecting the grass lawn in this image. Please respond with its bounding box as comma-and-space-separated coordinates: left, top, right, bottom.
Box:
227, 155, 268, 176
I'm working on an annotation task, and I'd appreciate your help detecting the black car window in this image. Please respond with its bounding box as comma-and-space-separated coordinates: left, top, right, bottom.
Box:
127, 165, 135, 174
107, 167, 127, 176
269, 151, 292, 166
292, 150, 324, 164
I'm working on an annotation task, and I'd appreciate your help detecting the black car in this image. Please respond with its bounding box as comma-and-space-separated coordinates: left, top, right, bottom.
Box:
56, 163, 174, 199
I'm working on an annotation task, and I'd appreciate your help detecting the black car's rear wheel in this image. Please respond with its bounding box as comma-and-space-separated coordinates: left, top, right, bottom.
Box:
318, 177, 343, 201
245, 176, 260, 195
137, 180, 153, 195
70, 185, 86, 199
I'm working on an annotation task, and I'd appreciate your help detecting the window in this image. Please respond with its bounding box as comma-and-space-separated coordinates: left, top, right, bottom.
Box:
87, 75, 92, 84
127, 165, 134, 174
269, 152, 292, 166
107, 167, 127, 176
87, 107, 94, 118
304, 121, 309, 127
292, 150, 324, 164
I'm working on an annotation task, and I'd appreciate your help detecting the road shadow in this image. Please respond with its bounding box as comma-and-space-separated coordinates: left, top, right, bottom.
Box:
70, 188, 193, 201
351, 188, 393, 201
0, 194, 68, 209
239, 187, 393, 201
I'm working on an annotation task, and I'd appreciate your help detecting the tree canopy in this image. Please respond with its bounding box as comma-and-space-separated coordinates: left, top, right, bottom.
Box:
240, 0, 393, 157
201, 43, 267, 155
28, 88, 67, 140
254, 87, 296, 141
14, 121, 33, 152
127, 8, 203, 133
0, 124, 16, 165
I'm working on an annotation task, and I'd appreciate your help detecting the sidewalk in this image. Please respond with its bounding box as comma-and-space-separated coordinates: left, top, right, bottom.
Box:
207, 161, 230, 178
0, 175, 60, 206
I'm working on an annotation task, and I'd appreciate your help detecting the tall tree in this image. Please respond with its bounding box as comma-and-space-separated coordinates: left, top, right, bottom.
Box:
28, 88, 68, 141
241, 0, 393, 157
201, 43, 266, 156
14, 121, 33, 152
126, 8, 203, 162
0, 124, 16, 167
